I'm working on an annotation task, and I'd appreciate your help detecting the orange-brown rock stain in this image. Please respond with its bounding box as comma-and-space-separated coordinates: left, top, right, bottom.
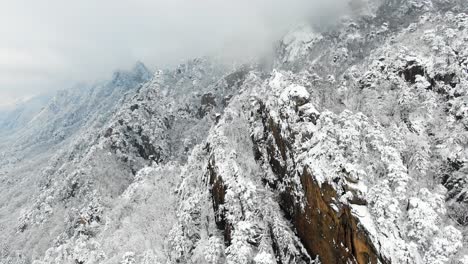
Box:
264, 116, 387, 264
281, 167, 387, 264
208, 110, 389, 263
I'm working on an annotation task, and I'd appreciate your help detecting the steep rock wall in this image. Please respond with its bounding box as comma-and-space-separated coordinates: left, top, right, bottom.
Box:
255, 111, 387, 264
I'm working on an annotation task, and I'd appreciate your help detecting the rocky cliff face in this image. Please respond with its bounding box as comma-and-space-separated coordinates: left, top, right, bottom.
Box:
170, 1, 468, 263
247, 73, 390, 264
1, 0, 468, 263
252, 108, 386, 264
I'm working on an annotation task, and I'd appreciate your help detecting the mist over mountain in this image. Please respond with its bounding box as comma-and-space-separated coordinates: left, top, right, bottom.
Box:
0, 0, 351, 104
1, 0, 468, 264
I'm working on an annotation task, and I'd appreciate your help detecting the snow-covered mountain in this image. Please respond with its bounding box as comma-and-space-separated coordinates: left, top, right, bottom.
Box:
1, 0, 468, 263
0, 94, 52, 134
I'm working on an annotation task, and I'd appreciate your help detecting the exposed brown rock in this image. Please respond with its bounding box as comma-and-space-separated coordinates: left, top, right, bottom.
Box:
207, 159, 232, 245
208, 103, 387, 263
258, 115, 388, 264
281, 167, 385, 264
207, 155, 312, 263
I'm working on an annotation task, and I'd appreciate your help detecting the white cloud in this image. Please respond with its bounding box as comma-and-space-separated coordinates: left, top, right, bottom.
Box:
0, 0, 350, 102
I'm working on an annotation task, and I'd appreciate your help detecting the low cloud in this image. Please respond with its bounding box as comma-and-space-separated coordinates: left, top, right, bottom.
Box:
0, 0, 350, 101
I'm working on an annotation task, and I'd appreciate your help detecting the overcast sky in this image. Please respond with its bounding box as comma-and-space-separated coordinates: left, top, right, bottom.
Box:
0, 0, 350, 108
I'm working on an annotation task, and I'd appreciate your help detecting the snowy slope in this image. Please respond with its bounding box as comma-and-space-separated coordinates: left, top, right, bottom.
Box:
0, 94, 52, 135
169, 1, 468, 263
1, 58, 251, 263
0, 62, 152, 171
1, 0, 468, 264
0, 62, 154, 263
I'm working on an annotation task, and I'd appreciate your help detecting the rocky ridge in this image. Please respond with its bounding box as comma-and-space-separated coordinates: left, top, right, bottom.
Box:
0, 0, 467, 263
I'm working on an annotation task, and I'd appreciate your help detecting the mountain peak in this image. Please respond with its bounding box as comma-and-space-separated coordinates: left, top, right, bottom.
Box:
3, 2, 468, 264
111, 61, 152, 86
130, 61, 152, 82
132, 61, 150, 75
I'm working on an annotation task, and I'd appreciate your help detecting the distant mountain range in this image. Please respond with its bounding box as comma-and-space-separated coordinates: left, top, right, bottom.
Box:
1, 1, 467, 263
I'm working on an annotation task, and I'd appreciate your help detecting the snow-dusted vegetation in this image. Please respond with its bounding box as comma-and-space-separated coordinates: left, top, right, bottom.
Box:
0, 0, 467, 263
